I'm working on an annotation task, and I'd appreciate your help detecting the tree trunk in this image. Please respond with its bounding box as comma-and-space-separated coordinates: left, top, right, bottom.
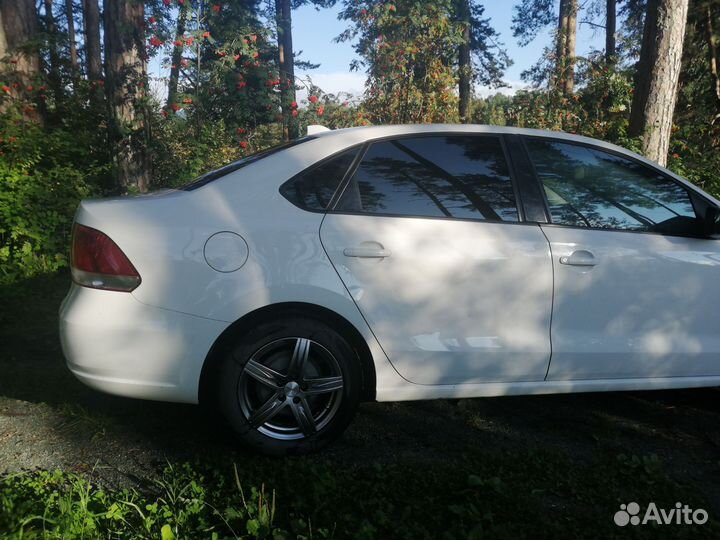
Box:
82, 0, 101, 82
704, 1, 720, 109
104, 0, 150, 193
166, 0, 188, 108
276, 0, 298, 140
606, 0, 616, 63
43, 0, 63, 101
65, 0, 78, 71
0, 0, 40, 81
628, 0, 689, 166
554, 0, 569, 92
563, 0, 577, 95
0, 9, 5, 61
457, 0, 472, 123
554, 0, 577, 95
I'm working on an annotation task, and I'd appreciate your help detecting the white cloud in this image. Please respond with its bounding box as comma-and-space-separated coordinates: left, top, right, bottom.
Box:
295, 70, 366, 103
475, 80, 527, 98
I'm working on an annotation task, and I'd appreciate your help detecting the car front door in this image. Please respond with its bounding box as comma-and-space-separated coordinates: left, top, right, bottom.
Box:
524, 137, 720, 380
320, 134, 554, 385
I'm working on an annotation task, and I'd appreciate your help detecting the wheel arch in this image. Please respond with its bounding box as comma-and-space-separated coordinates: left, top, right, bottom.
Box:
198, 302, 377, 406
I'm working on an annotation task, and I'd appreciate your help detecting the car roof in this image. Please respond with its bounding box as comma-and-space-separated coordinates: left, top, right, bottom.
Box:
309, 123, 597, 145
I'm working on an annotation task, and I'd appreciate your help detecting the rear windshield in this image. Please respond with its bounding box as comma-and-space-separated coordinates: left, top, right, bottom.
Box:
180, 136, 316, 191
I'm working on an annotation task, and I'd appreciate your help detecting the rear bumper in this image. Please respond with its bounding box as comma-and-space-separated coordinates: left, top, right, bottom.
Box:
59, 284, 228, 404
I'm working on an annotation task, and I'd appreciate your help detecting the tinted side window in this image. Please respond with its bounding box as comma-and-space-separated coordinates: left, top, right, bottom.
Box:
280, 148, 359, 211
525, 139, 699, 234
335, 136, 518, 222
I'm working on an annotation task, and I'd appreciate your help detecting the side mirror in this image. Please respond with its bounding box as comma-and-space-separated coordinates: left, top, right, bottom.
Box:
704, 206, 720, 237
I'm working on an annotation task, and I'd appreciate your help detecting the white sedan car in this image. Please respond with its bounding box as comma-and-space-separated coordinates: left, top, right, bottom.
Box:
60, 124, 720, 454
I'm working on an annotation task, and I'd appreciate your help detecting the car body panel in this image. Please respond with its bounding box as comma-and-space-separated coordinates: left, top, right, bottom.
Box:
542, 225, 720, 379
320, 215, 553, 384
373, 375, 720, 401
59, 283, 227, 403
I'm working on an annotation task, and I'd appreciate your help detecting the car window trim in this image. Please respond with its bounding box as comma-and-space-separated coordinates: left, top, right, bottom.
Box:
322, 209, 543, 227
327, 143, 369, 210
498, 134, 526, 222
504, 134, 549, 223
327, 132, 524, 223
539, 221, 718, 239
520, 134, 716, 239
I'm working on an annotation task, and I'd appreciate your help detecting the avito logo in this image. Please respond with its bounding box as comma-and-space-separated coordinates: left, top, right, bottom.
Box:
614, 502, 708, 526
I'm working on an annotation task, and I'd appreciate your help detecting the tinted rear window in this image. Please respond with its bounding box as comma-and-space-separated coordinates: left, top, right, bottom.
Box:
280, 148, 360, 211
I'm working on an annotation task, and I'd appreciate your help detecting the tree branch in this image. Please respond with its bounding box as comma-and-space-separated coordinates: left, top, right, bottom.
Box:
579, 19, 607, 30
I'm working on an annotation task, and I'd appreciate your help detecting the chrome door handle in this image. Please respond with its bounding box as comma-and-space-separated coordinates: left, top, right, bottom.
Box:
559, 250, 597, 267
343, 247, 392, 258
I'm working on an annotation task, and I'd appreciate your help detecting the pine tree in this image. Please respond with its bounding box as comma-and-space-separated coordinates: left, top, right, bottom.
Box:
104, 0, 150, 192
628, 0, 689, 166
606, 0, 616, 63
511, 0, 577, 93
82, 0, 102, 83
337, 1, 462, 124
65, 0, 78, 72
275, 0, 297, 139
271, 0, 330, 140
167, 0, 190, 108
455, 0, 510, 123
0, 0, 41, 83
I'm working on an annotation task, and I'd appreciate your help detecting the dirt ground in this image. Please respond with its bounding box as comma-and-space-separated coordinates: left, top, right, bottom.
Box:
2, 273, 720, 516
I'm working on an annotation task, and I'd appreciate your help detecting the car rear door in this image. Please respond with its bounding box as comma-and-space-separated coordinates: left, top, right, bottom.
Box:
524, 136, 720, 380
319, 134, 554, 385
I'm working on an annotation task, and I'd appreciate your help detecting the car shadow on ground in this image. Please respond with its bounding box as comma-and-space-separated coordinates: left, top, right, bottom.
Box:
1, 272, 720, 515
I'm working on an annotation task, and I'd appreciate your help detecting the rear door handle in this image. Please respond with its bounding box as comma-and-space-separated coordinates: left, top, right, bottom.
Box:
559, 250, 597, 267
343, 246, 392, 259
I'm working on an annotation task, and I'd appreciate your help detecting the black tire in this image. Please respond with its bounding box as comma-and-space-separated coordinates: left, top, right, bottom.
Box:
216, 316, 361, 455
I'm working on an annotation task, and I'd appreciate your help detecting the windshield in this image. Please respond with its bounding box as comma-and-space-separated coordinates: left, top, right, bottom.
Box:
180, 136, 316, 191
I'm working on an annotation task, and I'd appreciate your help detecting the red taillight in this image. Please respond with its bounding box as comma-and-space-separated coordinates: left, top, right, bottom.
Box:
71, 224, 141, 292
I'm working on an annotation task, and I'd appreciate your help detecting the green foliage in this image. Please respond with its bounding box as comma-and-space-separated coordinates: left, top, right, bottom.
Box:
574, 57, 634, 141
0, 464, 299, 540
471, 93, 512, 125
150, 115, 248, 189
511, 0, 555, 47
462, 1, 513, 89
0, 120, 95, 284
339, 0, 463, 124
476, 58, 635, 143
1, 449, 718, 539
166, 7, 278, 129
297, 86, 368, 130
668, 1, 720, 197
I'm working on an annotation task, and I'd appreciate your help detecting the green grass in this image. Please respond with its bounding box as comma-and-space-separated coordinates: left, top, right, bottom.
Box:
1, 273, 719, 539
1, 450, 718, 539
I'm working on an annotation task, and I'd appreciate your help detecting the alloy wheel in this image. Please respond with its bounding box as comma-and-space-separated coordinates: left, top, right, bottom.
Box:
238, 337, 344, 440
